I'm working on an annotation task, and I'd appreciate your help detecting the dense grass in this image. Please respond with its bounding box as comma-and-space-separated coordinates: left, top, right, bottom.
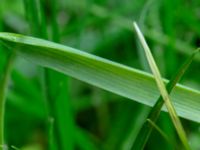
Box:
0, 0, 200, 150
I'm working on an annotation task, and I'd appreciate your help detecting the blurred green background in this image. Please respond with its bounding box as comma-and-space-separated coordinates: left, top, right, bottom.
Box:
0, 0, 200, 149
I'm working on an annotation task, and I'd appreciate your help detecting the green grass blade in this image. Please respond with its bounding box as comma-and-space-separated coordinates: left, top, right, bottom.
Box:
47, 0, 75, 148
37, 0, 48, 39
23, 0, 40, 36
133, 22, 190, 150
133, 48, 199, 149
0, 53, 15, 150
146, 119, 171, 145
47, 73, 75, 150
163, 0, 177, 77
49, 0, 60, 42
56, 80, 75, 150
22, 1, 55, 149
0, 33, 200, 124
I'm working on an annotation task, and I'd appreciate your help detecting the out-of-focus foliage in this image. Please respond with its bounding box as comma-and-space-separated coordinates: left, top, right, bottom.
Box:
0, 0, 200, 150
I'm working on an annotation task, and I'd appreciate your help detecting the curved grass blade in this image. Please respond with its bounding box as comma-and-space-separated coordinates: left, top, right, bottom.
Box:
133, 22, 190, 150
133, 48, 200, 149
0, 33, 200, 124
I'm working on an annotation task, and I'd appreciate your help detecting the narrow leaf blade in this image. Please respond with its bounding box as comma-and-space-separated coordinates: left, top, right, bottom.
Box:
133, 22, 190, 149
0, 32, 199, 124
133, 48, 200, 149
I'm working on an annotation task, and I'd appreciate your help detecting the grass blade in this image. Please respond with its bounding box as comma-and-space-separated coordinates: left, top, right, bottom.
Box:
0, 53, 15, 150
22, 1, 55, 149
133, 48, 200, 149
133, 22, 190, 150
47, 0, 76, 148
146, 119, 171, 145
23, 0, 40, 36
0, 33, 199, 124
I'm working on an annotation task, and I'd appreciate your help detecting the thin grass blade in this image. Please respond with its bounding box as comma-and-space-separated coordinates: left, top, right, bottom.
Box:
146, 119, 171, 144
133, 22, 190, 150
0, 53, 15, 150
133, 48, 200, 149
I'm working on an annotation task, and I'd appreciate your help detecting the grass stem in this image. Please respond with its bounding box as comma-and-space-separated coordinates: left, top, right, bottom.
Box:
133, 22, 191, 150
0, 52, 15, 150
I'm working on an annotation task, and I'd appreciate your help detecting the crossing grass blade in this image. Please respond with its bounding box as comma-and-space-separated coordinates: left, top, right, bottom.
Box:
0, 32, 200, 125
44, 0, 76, 149
146, 119, 171, 145
133, 22, 191, 150
132, 47, 200, 149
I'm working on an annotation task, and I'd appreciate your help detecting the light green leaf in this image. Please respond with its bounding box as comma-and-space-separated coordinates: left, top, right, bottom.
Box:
0, 32, 200, 124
